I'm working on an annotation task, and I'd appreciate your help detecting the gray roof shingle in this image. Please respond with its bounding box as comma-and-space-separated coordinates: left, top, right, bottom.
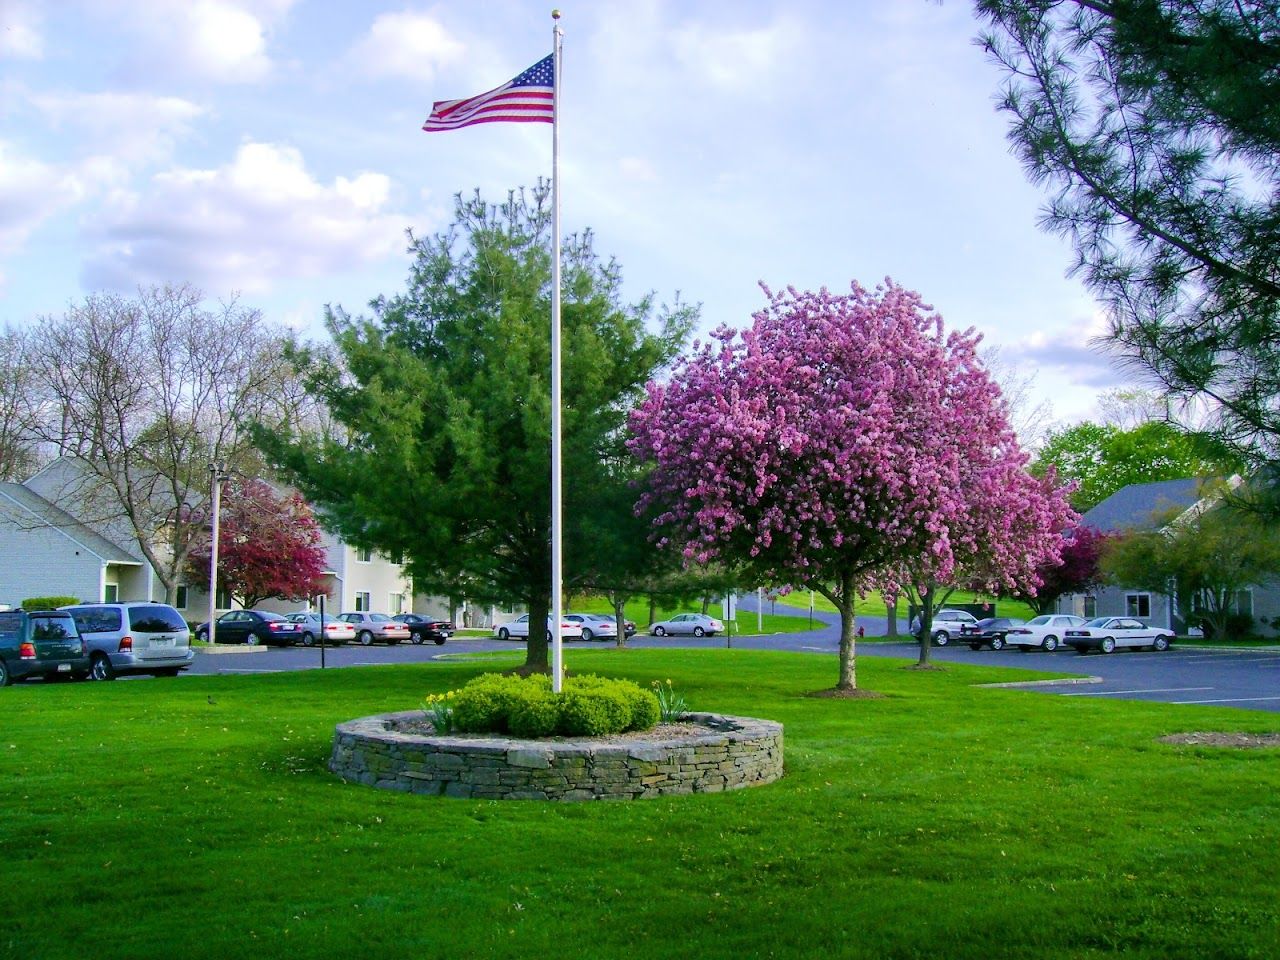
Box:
0, 482, 143, 564
1080, 477, 1207, 532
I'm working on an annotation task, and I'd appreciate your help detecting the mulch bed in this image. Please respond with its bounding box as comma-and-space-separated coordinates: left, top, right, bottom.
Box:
806, 688, 886, 700
1158, 732, 1280, 748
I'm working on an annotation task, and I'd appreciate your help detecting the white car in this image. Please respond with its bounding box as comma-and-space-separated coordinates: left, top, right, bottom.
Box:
1003, 614, 1088, 652
285, 612, 356, 646
1064, 617, 1176, 654
337, 612, 412, 645
565, 613, 618, 641
649, 613, 724, 637
493, 614, 584, 641
915, 609, 980, 646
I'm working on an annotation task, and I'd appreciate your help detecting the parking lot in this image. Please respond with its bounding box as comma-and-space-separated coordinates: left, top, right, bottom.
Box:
172, 629, 1280, 713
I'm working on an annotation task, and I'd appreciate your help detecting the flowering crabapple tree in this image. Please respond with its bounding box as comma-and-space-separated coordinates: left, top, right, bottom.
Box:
629, 279, 1065, 691
187, 478, 329, 609
893, 443, 1076, 665
1014, 525, 1109, 615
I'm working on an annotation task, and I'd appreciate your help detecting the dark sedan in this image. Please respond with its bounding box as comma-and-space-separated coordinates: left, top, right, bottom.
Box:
195, 610, 303, 647
392, 614, 454, 645
960, 617, 1026, 651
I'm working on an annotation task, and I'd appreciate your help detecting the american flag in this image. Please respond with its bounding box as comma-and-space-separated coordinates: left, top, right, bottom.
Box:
423, 55, 554, 132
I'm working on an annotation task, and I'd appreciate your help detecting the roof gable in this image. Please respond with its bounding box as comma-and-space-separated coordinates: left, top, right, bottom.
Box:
1080, 477, 1208, 532
0, 482, 143, 564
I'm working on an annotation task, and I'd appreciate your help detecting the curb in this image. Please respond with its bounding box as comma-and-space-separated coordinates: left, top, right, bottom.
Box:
194, 644, 270, 656
976, 675, 1103, 689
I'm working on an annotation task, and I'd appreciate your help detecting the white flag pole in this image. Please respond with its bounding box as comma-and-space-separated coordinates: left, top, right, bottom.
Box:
550, 9, 565, 693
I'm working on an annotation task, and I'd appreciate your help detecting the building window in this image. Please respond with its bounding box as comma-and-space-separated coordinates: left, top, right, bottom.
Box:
389, 549, 404, 565
1083, 595, 1097, 619
1126, 593, 1151, 619
175, 585, 188, 609
104, 583, 119, 602
356, 547, 372, 563
1235, 589, 1254, 617
390, 592, 405, 615
355, 591, 371, 612
215, 588, 233, 609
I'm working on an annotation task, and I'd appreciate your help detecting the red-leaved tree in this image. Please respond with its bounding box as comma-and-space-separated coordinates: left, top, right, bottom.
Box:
629, 280, 1072, 691
187, 479, 329, 608
1016, 526, 1110, 615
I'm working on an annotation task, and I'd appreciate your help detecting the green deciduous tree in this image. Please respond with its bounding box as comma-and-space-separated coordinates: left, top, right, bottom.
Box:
1032, 419, 1243, 511
1102, 495, 1280, 641
256, 185, 694, 672
977, 1, 1280, 468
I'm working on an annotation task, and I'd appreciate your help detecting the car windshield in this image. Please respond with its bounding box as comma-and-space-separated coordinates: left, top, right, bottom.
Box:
1027, 616, 1051, 625
370, 614, 392, 622
260, 612, 286, 622
1083, 617, 1111, 627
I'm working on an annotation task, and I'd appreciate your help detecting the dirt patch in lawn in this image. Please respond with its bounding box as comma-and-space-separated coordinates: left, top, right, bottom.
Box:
807, 687, 886, 700
1158, 732, 1280, 748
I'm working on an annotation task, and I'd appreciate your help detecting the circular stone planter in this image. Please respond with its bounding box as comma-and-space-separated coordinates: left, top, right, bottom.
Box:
330, 711, 783, 801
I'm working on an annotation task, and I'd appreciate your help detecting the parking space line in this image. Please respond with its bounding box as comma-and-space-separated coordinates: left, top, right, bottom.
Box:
1061, 686, 1213, 697
1169, 696, 1280, 705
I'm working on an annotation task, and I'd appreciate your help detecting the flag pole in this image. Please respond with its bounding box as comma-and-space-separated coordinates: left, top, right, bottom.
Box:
550, 9, 565, 693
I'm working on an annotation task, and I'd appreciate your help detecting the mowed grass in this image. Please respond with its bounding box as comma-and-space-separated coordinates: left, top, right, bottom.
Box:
803, 590, 1040, 622
2, 650, 1278, 960
573, 596, 821, 635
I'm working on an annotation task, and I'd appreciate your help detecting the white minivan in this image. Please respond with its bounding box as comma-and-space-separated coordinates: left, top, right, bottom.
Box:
62, 602, 194, 680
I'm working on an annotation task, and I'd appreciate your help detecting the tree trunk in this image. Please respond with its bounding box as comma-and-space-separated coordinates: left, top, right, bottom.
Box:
886, 597, 898, 638
916, 584, 936, 666
612, 595, 628, 648
835, 570, 857, 690
524, 595, 550, 672
648, 595, 656, 628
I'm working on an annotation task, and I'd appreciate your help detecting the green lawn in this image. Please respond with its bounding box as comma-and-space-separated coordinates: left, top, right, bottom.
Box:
3, 651, 1278, 959
572, 596, 822, 635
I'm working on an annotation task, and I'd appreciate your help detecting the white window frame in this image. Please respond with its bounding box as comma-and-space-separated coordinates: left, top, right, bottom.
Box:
355, 591, 371, 612
356, 546, 372, 563
1082, 595, 1097, 619
389, 592, 405, 615
175, 585, 189, 609
1235, 589, 1254, 617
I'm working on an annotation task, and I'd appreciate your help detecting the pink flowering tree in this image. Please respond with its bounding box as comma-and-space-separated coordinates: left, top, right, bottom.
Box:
629, 279, 1070, 690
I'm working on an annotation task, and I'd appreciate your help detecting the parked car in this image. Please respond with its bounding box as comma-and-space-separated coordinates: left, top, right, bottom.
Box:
61, 601, 194, 679
914, 609, 980, 646
392, 613, 455, 645
0, 609, 89, 685
649, 613, 724, 637
492, 615, 584, 641
285, 612, 355, 646
194, 610, 304, 646
1004, 614, 1088, 652
959, 617, 1027, 650
565, 613, 618, 642
1065, 617, 1175, 654
338, 612, 412, 645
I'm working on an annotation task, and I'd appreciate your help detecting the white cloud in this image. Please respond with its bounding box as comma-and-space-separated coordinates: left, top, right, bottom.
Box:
29, 91, 204, 170
88, 0, 294, 83
0, 142, 85, 258
81, 141, 414, 295
618, 156, 657, 183
0, 3, 43, 60
671, 17, 802, 93
349, 11, 466, 84
1005, 310, 1132, 389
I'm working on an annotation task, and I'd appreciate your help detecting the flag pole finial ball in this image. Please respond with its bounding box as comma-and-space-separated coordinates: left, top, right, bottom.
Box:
552, 9, 561, 19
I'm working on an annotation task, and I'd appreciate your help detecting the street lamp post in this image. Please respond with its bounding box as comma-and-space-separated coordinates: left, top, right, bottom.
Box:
206, 463, 229, 645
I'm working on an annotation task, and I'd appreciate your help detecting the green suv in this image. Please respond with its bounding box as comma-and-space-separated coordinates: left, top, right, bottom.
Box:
0, 609, 90, 685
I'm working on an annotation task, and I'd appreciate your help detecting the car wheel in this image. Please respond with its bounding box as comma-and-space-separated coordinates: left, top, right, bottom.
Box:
1043, 636, 1058, 652
932, 631, 949, 647
693, 626, 706, 637
581, 628, 593, 642
196, 628, 209, 642
497, 628, 510, 641
1100, 636, 1116, 654
653, 626, 667, 637
990, 636, 1005, 651
1153, 635, 1170, 652
0, 659, 10, 686
433, 636, 446, 646
411, 634, 425, 645
90, 654, 116, 681
301, 632, 315, 646
358, 631, 374, 646
247, 635, 260, 646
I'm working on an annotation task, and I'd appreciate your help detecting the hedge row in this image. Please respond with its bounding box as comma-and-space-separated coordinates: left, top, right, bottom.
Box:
442, 673, 660, 738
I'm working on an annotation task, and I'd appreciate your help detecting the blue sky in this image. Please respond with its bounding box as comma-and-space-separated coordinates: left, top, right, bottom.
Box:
0, 0, 1130, 429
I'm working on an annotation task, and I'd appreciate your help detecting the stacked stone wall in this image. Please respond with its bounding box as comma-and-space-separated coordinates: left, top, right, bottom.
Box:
330, 711, 783, 801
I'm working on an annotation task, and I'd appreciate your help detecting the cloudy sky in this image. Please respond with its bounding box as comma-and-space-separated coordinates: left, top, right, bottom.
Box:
1, 0, 1131, 429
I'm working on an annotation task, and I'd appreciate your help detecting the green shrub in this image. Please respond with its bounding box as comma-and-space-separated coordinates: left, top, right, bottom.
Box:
21, 595, 80, 610
508, 690, 560, 738
447, 672, 659, 737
